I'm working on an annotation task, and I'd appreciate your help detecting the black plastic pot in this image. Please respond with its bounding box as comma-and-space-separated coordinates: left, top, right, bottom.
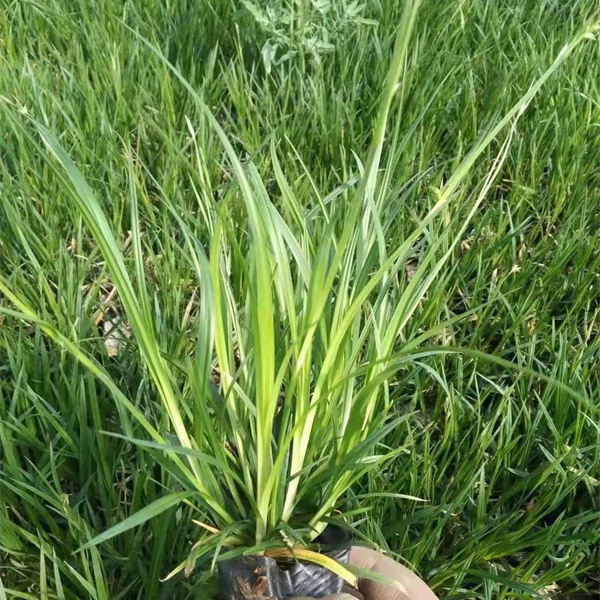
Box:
218, 527, 352, 600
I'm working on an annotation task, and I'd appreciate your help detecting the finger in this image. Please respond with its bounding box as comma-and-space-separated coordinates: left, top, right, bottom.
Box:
349, 547, 439, 600
290, 596, 358, 600
289, 582, 364, 600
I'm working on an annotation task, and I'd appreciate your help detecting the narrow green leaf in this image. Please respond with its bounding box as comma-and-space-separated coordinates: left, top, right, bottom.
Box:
80, 492, 192, 551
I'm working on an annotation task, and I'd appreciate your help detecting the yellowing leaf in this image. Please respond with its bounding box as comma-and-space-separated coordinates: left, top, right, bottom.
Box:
264, 547, 357, 588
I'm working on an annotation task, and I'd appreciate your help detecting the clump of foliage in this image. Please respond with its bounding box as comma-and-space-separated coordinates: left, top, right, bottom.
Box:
241, 0, 378, 71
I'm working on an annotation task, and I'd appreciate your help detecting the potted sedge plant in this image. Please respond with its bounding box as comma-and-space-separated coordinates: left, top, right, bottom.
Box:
3, 1, 595, 597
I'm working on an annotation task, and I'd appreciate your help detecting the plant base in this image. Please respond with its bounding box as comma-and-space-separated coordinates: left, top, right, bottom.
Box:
218, 549, 350, 600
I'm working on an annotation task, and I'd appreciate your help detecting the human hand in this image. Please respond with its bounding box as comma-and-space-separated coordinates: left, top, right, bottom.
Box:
291, 546, 438, 600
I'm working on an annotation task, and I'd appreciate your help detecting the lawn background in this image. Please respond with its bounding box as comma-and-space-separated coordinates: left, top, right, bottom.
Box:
1, 0, 599, 598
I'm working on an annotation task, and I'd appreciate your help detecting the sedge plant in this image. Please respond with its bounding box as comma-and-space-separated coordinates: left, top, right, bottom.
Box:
1, 0, 597, 588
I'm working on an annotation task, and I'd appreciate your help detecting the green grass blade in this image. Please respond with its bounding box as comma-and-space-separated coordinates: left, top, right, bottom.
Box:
80, 492, 192, 551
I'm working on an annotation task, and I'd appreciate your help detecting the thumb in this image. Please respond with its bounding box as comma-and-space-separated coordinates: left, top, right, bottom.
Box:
349, 547, 438, 600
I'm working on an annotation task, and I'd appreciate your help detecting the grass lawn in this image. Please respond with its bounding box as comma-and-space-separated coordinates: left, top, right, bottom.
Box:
1, 0, 599, 598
